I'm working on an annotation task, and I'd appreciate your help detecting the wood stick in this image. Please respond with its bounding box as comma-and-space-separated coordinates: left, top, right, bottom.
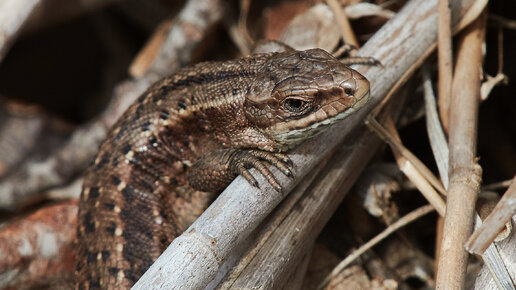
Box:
224, 119, 392, 289
435, 9, 486, 289
326, 0, 359, 48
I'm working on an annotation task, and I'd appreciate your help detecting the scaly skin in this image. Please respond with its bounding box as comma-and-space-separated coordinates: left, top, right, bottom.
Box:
75, 48, 370, 289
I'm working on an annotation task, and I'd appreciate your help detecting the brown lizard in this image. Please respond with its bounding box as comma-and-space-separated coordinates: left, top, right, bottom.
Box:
75, 47, 371, 289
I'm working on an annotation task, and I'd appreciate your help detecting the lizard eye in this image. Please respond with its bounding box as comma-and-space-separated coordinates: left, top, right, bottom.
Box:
344, 87, 355, 96
284, 97, 309, 113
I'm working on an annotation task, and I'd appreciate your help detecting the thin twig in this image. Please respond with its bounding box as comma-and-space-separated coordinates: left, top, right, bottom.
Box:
318, 204, 435, 289
437, 0, 453, 133
483, 179, 514, 191
366, 117, 446, 195
326, 0, 359, 48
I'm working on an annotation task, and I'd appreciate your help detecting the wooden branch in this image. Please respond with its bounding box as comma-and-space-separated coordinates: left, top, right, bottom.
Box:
222, 84, 408, 288
133, 0, 476, 288
0, 98, 73, 178
211, 154, 332, 288
435, 9, 486, 289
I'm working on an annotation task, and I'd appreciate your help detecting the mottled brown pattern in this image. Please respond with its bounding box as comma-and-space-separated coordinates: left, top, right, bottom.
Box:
76, 48, 370, 289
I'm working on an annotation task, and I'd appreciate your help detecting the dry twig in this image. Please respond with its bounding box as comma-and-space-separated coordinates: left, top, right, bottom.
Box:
435, 9, 486, 289
326, 0, 359, 48
366, 116, 447, 216
437, 0, 453, 132
319, 204, 435, 289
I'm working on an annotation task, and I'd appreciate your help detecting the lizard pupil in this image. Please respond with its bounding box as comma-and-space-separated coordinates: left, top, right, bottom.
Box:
285, 98, 306, 112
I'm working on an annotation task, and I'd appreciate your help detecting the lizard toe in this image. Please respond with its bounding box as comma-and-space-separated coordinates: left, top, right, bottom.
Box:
247, 150, 293, 178
231, 150, 283, 191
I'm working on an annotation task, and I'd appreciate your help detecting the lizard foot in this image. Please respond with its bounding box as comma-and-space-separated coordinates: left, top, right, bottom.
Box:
187, 149, 293, 192
230, 149, 293, 192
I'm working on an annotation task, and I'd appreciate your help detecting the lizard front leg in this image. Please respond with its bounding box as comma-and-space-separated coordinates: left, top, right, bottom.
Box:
186, 148, 293, 192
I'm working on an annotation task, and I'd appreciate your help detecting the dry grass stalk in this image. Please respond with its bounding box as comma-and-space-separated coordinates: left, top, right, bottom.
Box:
437, 0, 453, 132
423, 68, 450, 189
473, 214, 516, 289
326, 0, 359, 48
435, 9, 486, 289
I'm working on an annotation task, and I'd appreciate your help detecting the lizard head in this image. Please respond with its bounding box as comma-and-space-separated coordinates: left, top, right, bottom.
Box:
244, 48, 370, 149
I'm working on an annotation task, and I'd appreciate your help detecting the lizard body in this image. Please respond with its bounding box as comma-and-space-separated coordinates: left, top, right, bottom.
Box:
75, 48, 370, 289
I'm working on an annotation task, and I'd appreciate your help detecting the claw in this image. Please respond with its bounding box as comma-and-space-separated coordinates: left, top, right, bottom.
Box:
273, 161, 292, 177
269, 180, 282, 192
247, 150, 293, 178
274, 153, 292, 165
238, 165, 259, 188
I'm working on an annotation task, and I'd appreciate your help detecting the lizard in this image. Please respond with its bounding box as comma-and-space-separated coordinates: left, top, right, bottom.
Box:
75, 47, 371, 289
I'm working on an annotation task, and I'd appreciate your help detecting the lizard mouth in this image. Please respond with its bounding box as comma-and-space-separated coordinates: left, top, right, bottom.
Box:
269, 89, 370, 148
